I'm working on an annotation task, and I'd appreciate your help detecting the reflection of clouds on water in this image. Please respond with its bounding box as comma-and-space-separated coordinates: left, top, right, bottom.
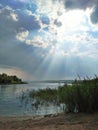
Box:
0, 82, 64, 116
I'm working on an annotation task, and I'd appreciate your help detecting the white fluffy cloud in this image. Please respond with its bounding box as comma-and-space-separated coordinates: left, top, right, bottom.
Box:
26, 36, 49, 48
16, 30, 29, 42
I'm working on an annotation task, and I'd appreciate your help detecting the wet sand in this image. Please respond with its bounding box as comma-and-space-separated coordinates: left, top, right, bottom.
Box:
0, 113, 98, 130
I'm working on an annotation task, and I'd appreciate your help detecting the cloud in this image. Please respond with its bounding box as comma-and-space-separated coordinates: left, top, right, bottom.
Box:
16, 10, 41, 31
16, 30, 29, 42
25, 36, 49, 48
0, 65, 34, 80
61, 0, 98, 24
64, 32, 98, 58
0, 6, 18, 22
90, 4, 98, 24
0, 3, 3, 9
10, 12, 18, 21
0, 35, 44, 80
36, 0, 64, 28
54, 19, 62, 27
16, 29, 50, 48
0, 6, 18, 42
40, 15, 50, 25
64, 0, 96, 10
0, 6, 44, 79
0, 5, 41, 32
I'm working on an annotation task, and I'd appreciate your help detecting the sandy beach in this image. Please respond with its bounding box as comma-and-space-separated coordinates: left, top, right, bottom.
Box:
0, 113, 98, 130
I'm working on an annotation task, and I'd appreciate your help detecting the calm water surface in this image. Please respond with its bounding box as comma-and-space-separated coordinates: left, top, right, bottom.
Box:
0, 82, 64, 116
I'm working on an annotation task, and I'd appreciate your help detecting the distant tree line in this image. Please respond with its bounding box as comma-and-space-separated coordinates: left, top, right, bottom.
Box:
0, 73, 25, 84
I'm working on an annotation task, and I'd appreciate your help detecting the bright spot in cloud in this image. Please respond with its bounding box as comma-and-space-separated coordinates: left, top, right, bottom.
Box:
63, 10, 84, 29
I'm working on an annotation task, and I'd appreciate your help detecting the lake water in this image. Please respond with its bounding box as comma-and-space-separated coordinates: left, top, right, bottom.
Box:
0, 82, 65, 117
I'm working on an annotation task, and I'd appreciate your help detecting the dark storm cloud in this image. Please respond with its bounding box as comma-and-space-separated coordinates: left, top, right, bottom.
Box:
62, 0, 98, 24
64, 0, 96, 10
90, 4, 98, 24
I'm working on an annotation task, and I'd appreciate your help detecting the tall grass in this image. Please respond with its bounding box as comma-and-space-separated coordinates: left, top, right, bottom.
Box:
29, 77, 98, 113
29, 88, 58, 103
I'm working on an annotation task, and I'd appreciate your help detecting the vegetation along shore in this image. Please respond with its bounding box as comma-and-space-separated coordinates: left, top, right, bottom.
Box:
29, 76, 98, 113
0, 73, 27, 84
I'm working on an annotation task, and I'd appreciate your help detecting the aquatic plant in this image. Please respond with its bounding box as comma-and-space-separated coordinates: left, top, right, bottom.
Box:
28, 77, 98, 113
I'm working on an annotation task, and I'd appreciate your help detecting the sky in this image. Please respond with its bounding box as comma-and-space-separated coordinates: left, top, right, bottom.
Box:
0, 0, 98, 81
